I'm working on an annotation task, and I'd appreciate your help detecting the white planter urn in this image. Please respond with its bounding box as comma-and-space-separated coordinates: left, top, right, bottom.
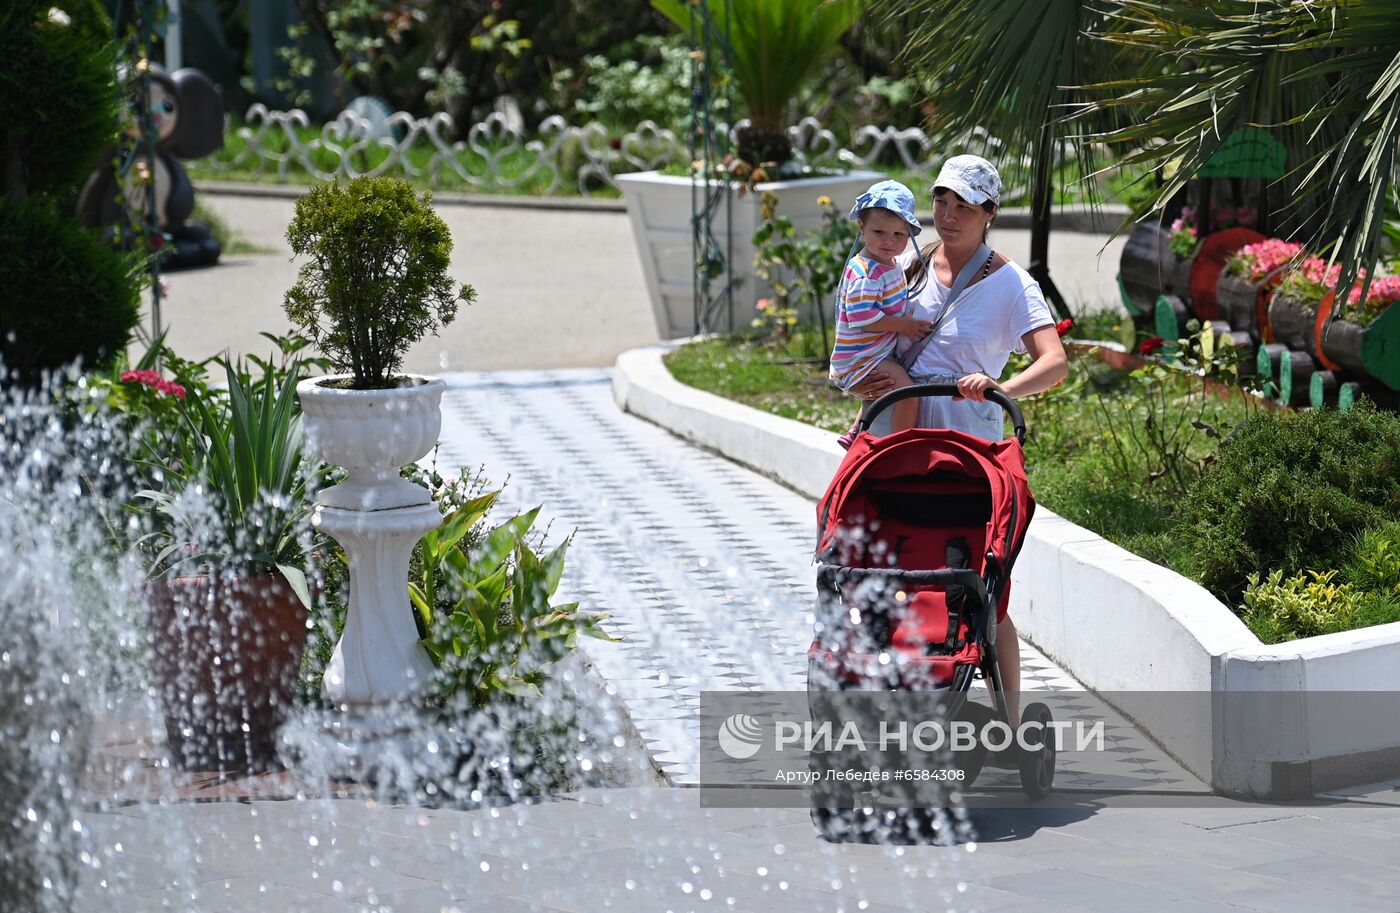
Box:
616, 169, 885, 339
297, 374, 445, 706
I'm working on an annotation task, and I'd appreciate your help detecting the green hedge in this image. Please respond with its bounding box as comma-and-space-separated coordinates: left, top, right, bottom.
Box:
1176, 403, 1400, 606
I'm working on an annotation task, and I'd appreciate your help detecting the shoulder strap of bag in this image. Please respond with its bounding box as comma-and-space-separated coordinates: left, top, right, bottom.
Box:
897, 242, 993, 370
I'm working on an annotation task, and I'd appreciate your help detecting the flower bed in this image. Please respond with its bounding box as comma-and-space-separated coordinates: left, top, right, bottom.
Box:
664, 327, 1400, 642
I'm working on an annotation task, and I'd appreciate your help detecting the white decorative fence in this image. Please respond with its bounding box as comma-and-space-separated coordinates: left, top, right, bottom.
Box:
207, 104, 1078, 202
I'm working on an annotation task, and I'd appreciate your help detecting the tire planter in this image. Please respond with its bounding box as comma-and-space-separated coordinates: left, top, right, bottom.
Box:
1190, 227, 1267, 325
147, 572, 309, 772
1117, 224, 1177, 323
1267, 292, 1319, 354
1276, 349, 1317, 408
1309, 370, 1339, 408
1255, 343, 1288, 400
1216, 273, 1264, 337
1317, 294, 1400, 393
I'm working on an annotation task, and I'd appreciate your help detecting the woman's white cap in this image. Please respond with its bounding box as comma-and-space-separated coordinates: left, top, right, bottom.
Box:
932, 154, 1002, 206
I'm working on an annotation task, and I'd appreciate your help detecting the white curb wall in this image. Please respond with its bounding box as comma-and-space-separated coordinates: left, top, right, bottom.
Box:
613, 344, 1400, 797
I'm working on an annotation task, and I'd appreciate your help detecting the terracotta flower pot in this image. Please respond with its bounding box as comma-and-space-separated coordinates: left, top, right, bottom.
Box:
146, 572, 309, 772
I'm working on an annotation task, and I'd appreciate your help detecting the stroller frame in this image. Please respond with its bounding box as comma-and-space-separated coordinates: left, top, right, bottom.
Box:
808, 385, 1055, 837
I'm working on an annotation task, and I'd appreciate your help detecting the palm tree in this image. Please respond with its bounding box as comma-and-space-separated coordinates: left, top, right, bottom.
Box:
1079, 0, 1399, 301
878, 0, 1139, 321
652, 0, 863, 167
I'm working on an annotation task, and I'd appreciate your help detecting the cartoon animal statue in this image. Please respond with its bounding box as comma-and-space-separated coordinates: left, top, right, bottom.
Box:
76, 62, 225, 269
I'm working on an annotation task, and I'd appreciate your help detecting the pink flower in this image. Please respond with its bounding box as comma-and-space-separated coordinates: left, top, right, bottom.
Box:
1233, 239, 1303, 281
1347, 275, 1400, 307
1180, 206, 1195, 223
756, 298, 770, 311
121, 369, 187, 399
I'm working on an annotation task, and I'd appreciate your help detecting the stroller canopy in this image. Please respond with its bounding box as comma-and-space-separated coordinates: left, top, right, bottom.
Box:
817, 428, 1034, 573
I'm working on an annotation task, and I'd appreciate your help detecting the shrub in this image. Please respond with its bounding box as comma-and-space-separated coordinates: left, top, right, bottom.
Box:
284, 177, 475, 389
0, 197, 141, 387
0, 0, 120, 200
1177, 403, 1400, 604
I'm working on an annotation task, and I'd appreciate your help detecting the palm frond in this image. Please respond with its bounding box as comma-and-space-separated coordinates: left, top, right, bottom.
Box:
1078, 0, 1400, 298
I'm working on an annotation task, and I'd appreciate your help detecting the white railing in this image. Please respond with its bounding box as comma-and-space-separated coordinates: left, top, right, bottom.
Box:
208, 105, 1084, 202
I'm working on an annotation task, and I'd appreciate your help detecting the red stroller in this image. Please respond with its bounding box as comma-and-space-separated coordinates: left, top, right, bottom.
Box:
807, 385, 1055, 837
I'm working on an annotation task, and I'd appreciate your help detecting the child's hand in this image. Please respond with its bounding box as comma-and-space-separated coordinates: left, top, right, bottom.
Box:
899, 317, 935, 339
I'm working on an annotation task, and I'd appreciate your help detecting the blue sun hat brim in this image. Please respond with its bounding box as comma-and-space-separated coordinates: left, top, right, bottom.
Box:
848, 180, 922, 236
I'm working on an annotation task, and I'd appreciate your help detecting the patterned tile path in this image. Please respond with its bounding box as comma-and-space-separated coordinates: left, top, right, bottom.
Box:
434, 369, 1208, 794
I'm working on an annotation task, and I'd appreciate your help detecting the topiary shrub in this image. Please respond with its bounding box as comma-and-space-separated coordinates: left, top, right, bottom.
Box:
0, 197, 141, 386
283, 177, 475, 389
0, 0, 120, 201
1176, 403, 1400, 605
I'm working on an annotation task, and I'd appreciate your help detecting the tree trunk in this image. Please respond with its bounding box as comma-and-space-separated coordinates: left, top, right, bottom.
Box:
1027, 118, 1070, 322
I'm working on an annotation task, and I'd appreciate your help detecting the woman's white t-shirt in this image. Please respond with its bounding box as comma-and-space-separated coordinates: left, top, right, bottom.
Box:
869, 251, 1053, 440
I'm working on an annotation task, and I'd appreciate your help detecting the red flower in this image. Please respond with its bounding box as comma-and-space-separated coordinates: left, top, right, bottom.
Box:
1055, 318, 1073, 337
121, 369, 186, 398
1138, 336, 1165, 356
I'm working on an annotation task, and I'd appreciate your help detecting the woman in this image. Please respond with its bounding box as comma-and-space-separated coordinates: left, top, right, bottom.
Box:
850, 154, 1068, 727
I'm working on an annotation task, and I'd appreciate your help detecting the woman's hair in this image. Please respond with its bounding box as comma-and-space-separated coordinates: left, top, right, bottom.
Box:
903, 188, 998, 293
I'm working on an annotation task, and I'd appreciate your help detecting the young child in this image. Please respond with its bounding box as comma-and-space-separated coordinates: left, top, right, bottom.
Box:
831, 180, 932, 446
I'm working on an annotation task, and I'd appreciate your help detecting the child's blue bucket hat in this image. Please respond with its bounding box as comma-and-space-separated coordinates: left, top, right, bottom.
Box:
848, 180, 923, 236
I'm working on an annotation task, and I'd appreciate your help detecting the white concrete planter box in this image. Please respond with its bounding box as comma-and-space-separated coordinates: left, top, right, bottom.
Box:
614, 343, 1400, 798
616, 170, 883, 340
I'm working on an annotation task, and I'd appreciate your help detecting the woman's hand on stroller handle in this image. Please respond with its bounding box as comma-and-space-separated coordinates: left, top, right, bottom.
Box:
954, 372, 1001, 403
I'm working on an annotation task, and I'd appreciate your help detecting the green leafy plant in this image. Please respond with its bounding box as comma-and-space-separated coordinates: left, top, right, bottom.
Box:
651, 0, 861, 167
133, 353, 325, 605
750, 190, 857, 361
1241, 569, 1364, 643
284, 176, 476, 389
1343, 522, 1400, 599
570, 34, 698, 130
403, 467, 612, 708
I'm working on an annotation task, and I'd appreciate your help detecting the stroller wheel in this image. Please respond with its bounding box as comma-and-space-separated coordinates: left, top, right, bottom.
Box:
1018, 702, 1056, 800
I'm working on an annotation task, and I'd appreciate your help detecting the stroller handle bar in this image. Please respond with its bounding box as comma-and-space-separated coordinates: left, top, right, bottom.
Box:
858, 383, 1027, 444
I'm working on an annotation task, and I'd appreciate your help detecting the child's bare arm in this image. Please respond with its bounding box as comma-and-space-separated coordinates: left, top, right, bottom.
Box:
866, 313, 934, 339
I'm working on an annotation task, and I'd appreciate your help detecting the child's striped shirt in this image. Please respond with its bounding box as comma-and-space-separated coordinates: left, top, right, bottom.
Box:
829, 255, 908, 389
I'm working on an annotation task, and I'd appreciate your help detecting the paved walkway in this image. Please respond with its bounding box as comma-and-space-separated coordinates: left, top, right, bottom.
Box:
432, 368, 1203, 795
68, 368, 1400, 912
